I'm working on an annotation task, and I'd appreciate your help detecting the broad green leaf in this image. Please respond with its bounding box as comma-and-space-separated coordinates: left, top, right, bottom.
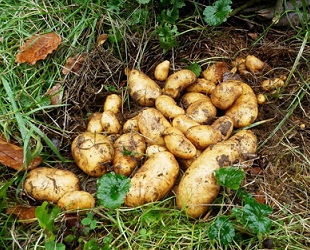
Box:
128, 9, 149, 25
35, 201, 60, 233
83, 238, 100, 250
186, 63, 202, 77
208, 216, 235, 245
81, 213, 97, 230
203, 0, 232, 26
45, 240, 65, 250
156, 23, 179, 51
214, 167, 245, 190
97, 172, 130, 209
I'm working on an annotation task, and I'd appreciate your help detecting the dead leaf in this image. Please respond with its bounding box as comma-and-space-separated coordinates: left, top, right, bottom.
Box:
7, 205, 37, 223
46, 83, 63, 105
0, 137, 42, 171
62, 53, 87, 74
254, 190, 267, 204
15, 32, 62, 65
97, 33, 108, 46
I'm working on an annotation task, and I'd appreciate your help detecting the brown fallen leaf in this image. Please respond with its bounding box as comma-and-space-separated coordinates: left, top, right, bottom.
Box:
6, 205, 37, 223
62, 53, 87, 75
15, 32, 62, 65
97, 33, 108, 46
46, 83, 63, 105
0, 137, 42, 171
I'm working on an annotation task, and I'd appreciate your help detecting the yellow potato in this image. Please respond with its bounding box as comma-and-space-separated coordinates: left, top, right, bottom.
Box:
256, 93, 266, 105
178, 149, 202, 170
172, 114, 200, 134
211, 115, 234, 141
154, 60, 170, 81
71, 132, 114, 177
210, 80, 243, 110
122, 115, 139, 133
103, 94, 122, 114
145, 145, 168, 156
127, 69, 162, 106
186, 98, 217, 124
100, 110, 121, 134
113, 133, 146, 176
155, 95, 185, 119
225, 82, 258, 128
137, 108, 171, 146
87, 112, 103, 133
181, 92, 209, 109
260, 77, 285, 92
176, 130, 257, 218
245, 55, 265, 73
163, 69, 197, 98
186, 78, 216, 94
163, 127, 197, 159
125, 151, 179, 207
201, 61, 229, 83
57, 191, 95, 210
23, 167, 80, 203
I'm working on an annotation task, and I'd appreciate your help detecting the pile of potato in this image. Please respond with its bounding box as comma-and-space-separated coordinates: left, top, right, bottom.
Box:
24, 55, 280, 218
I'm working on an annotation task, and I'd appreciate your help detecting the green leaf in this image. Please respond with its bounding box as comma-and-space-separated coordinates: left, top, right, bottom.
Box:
106, 0, 125, 14
83, 238, 100, 250
156, 23, 179, 51
208, 216, 235, 245
203, 0, 232, 26
45, 240, 66, 250
35, 201, 60, 234
108, 28, 123, 44
136, 0, 151, 4
97, 172, 131, 209
214, 167, 245, 190
81, 212, 98, 230
186, 63, 202, 77
128, 9, 149, 25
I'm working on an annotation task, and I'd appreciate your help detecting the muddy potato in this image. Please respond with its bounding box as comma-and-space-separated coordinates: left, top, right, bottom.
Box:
245, 55, 265, 73
256, 93, 267, 105
186, 98, 217, 124
57, 191, 95, 210
145, 145, 168, 156
103, 94, 122, 114
163, 69, 197, 98
176, 130, 257, 218
87, 112, 103, 133
138, 108, 171, 146
127, 69, 162, 106
154, 60, 170, 81
181, 92, 209, 109
23, 167, 80, 203
260, 77, 285, 92
123, 115, 139, 133
225, 82, 258, 128
100, 110, 121, 134
201, 62, 229, 83
113, 133, 146, 176
210, 80, 243, 110
172, 114, 200, 134
178, 149, 201, 170
163, 127, 197, 159
155, 95, 185, 119
211, 115, 234, 140
186, 78, 216, 94
124, 151, 179, 207
71, 132, 114, 177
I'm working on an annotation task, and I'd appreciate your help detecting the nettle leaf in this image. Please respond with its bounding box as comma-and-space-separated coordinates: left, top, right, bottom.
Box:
208, 216, 235, 245
97, 172, 131, 209
203, 0, 232, 26
214, 167, 245, 190
186, 63, 202, 77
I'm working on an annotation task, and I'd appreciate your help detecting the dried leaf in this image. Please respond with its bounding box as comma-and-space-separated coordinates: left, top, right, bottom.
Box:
97, 33, 108, 46
15, 32, 62, 65
0, 137, 42, 171
46, 83, 63, 105
7, 205, 37, 223
62, 53, 87, 74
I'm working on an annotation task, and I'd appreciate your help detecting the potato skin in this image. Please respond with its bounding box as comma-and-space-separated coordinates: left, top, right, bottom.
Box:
201, 62, 229, 83
245, 55, 265, 73
163, 69, 197, 98
24, 167, 80, 203
124, 151, 179, 207
154, 60, 170, 81
186, 78, 216, 94
225, 82, 258, 128
71, 132, 114, 177
123, 115, 139, 133
127, 69, 162, 106
155, 95, 185, 119
210, 80, 243, 110
100, 111, 121, 134
87, 112, 103, 133
103, 94, 122, 114
186, 98, 217, 124
138, 108, 171, 146
57, 191, 95, 210
172, 114, 200, 134
176, 130, 257, 218
181, 92, 209, 109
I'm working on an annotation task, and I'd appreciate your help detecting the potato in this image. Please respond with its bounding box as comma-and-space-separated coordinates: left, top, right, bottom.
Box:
210, 80, 243, 110
113, 133, 146, 176
201, 62, 229, 83
87, 112, 103, 133
163, 127, 197, 159
137, 108, 171, 146
124, 151, 179, 207
145, 145, 168, 156
232, 57, 248, 75
122, 115, 139, 133
176, 130, 257, 218
23, 167, 80, 203
127, 69, 162, 106
211, 115, 234, 140
163, 69, 197, 98
155, 95, 185, 119
100, 110, 121, 134
181, 92, 209, 109
103, 94, 122, 114
225, 82, 258, 128
260, 77, 285, 92
178, 149, 201, 170
256, 93, 266, 105
186, 78, 216, 94
57, 191, 95, 210
71, 132, 114, 177
186, 98, 217, 124
245, 55, 265, 73
172, 114, 200, 134
154, 60, 170, 81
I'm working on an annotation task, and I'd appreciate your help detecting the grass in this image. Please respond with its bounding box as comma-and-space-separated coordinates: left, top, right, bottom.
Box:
1, 0, 310, 249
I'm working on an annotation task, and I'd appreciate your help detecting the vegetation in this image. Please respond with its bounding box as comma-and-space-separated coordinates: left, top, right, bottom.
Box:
0, 0, 309, 249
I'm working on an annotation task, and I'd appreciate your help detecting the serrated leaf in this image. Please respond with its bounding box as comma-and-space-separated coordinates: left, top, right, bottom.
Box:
214, 167, 245, 190
97, 172, 131, 209
203, 0, 232, 26
208, 216, 235, 245
156, 23, 179, 51
186, 63, 202, 77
